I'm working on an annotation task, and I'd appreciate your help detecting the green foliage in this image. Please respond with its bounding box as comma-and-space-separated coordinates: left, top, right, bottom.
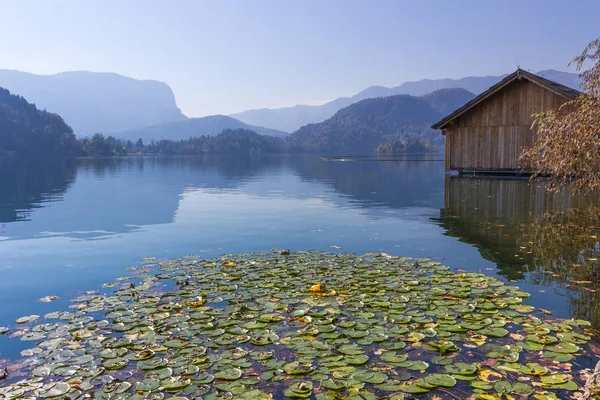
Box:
80, 134, 126, 157
286, 94, 446, 154
0, 87, 82, 157
141, 129, 284, 155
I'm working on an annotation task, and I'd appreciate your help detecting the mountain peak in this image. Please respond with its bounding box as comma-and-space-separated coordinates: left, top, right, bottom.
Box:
231, 70, 580, 132
0, 70, 187, 134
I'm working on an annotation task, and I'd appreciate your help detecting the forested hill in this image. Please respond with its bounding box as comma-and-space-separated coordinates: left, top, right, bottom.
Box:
0, 87, 81, 156
1, 86, 474, 157
115, 115, 288, 142
286, 88, 475, 154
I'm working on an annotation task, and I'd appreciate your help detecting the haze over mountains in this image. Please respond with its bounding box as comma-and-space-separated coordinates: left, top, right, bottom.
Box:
231, 69, 582, 132
117, 115, 287, 142
0, 68, 581, 146
0, 70, 187, 135
286, 88, 475, 154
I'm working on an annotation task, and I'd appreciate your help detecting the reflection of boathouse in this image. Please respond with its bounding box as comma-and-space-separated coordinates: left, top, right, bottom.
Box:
432, 69, 580, 173
438, 176, 597, 278
438, 176, 600, 329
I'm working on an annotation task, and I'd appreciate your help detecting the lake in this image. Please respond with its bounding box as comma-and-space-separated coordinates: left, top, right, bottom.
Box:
0, 155, 598, 362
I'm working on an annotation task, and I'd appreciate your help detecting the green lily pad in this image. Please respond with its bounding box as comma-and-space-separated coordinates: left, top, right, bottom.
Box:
214, 367, 242, 380
423, 373, 457, 388
284, 381, 313, 398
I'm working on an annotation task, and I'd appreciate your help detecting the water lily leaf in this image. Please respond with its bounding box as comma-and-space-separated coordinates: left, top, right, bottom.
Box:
161, 376, 191, 391
520, 363, 548, 376
493, 380, 511, 394
540, 374, 568, 386
322, 378, 344, 391
284, 381, 313, 398
136, 378, 160, 391
471, 381, 493, 390
548, 380, 578, 391
337, 344, 364, 355
511, 382, 533, 396
308, 284, 326, 293
214, 368, 242, 380
543, 351, 572, 362
445, 362, 477, 375
16, 315, 40, 324
257, 313, 285, 323
70, 355, 94, 365
35, 382, 71, 398
423, 373, 456, 388
478, 369, 503, 383
547, 342, 580, 354
479, 327, 509, 338
344, 354, 369, 365
283, 361, 313, 375
102, 357, 128, 370
380, 352, 407, 364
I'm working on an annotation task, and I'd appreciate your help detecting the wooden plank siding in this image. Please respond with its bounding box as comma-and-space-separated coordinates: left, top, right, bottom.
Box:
444, 79, 570, 171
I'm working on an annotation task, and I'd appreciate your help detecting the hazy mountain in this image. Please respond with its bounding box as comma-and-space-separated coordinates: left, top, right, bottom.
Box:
232, 69, 581, 132
287, 88, 473, 154
420, 88, 475, 116
115, 115, 288, 142
0, 70, 187, 135
0, 87, 81, 156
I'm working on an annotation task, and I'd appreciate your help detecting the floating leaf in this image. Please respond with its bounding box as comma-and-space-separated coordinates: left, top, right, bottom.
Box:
214, 367, 242, 380
284, 381, 313, 398
423, 373, 457, 388
16, 315, 40, 324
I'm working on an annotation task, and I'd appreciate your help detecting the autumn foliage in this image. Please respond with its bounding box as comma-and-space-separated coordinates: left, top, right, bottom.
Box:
521, 38, 600, 192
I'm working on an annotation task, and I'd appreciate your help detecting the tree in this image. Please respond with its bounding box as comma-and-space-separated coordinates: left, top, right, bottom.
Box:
521, 38, 600, 192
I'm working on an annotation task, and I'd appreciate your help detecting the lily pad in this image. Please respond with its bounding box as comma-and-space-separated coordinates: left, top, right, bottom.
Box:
214, 367, 242, 380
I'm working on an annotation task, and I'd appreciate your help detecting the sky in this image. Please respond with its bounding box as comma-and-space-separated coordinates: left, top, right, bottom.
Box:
0, 0, 598, 117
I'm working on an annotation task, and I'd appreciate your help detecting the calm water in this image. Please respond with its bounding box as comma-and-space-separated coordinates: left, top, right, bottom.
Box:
0, 155, 598, 359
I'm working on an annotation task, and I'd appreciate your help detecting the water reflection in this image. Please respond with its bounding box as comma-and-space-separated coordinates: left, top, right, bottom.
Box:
1, 157, 600, 337
437, 176, 600, 333
0, 158, 77, 224
0, 156, 445, 241
289, 156, 445, 210
522, 206, 600, 331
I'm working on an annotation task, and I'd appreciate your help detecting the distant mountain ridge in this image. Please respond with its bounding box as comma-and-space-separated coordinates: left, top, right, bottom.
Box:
286, 88, 475, 154
115, 115, 288, 142
0, 70, 187, 135
231, 69, 581, 132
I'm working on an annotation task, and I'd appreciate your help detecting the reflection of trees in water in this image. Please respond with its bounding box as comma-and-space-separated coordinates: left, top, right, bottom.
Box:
75, 156, 285, 182
436, 177, 598, 276
436, 176, 600, 331
520, 206, 600, 330
0, 158, 78, 223
288, 156, 445, 210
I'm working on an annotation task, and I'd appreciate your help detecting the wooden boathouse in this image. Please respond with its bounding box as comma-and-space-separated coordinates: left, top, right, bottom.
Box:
432, 69, 580, 173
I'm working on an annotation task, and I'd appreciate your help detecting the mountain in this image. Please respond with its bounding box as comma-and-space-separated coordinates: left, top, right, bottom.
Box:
0, 70, 187, 135
231, 69, 581, 132
115, 115, 288, 142
0, 87, 81, 156
420, 88, 476, 116
287, 88, 474, 154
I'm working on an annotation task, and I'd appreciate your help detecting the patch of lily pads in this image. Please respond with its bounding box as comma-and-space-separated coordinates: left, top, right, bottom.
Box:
0, 251, 596, 399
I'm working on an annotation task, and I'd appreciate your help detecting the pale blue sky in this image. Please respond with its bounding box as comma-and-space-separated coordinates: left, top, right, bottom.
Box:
1, 0, 598, 117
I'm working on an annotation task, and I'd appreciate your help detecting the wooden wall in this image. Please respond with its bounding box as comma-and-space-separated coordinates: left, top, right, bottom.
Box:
444, 79, 570, 171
